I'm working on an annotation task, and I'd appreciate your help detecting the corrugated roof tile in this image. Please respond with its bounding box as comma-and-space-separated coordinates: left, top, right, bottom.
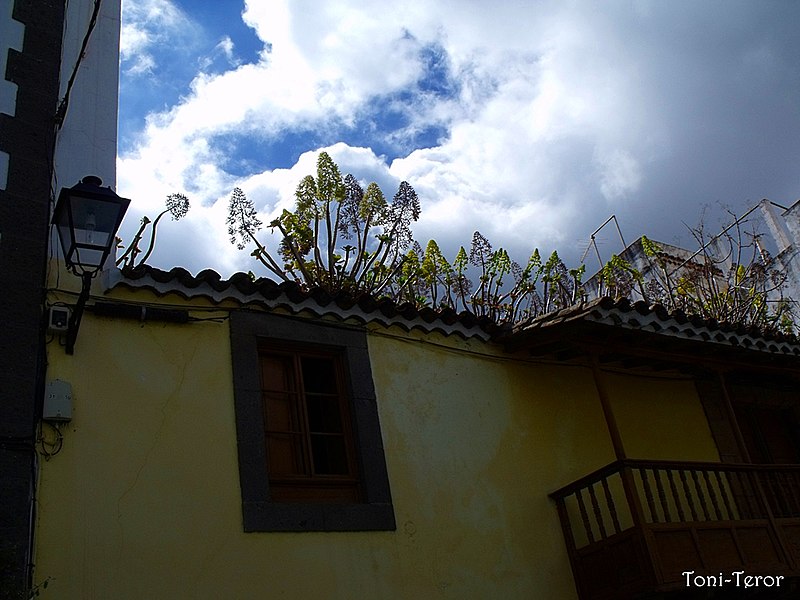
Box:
111, 266, 800, 353
110, 265, 496, 339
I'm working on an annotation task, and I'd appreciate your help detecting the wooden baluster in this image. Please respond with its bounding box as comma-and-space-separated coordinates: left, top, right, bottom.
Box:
749, 469, 794, 569
770, 471, 783, 518
691, 470, 711, 520
601, 476, 621, 534
747, 471, 764, 518
788, 471, 800, 517
730, 471, 747, 518
680, 470, 699, 521
588, 484, 607, 540
554, 495, 583, 597
640, 468, 658, 522
776, 471, 791, 518
762, 471, 781, 517
783, 471, 798, 517
576, 489, 595, 544
702, 470, 722, 520
666, 469, 685, 522
745, 471, 765, 518
784, 472, 794, 516
654, 469, 671, 523
774, 471, 787, 517
715, 470, 733, 520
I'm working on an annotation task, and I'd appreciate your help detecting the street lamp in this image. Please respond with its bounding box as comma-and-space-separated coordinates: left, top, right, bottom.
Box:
52, 176, 130, 354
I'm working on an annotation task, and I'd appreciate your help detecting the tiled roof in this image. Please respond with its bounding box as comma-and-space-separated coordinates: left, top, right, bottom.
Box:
105, 265, 800, 362
506, 296, 800, 362
105, 265, 497, 340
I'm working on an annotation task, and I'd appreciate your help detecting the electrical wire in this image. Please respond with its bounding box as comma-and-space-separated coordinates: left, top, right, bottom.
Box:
46, 284, 705, 381
47, 286, 232, 314
367, 327, 698, 381
27, 448, 39, 591
46, 285, 695, 380
37, 422, 64, 461
187, 315, 230, 323
54, 0, 103, 129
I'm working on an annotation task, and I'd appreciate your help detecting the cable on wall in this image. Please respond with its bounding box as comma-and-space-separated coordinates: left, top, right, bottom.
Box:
54, 0, 103, 128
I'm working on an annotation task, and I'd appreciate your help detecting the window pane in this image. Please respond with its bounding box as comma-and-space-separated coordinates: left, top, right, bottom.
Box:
310, 434, 350, 475
306, 394, 344, 433
301, 356, 338, 394
264, 391, 300, 432
266, 432, 305, 475
260, 354, 293, 392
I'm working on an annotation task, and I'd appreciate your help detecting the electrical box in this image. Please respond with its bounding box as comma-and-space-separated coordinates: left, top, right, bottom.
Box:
48, 306, 70, 333
43, 380, 72, 422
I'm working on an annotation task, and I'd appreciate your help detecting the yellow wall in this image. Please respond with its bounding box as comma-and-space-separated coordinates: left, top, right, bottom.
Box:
35, 288, 719, 599
605, 371, 721, 462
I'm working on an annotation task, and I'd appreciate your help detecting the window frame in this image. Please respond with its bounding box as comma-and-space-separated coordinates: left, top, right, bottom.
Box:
259, 342, 362, 501
230, 311, 395, 532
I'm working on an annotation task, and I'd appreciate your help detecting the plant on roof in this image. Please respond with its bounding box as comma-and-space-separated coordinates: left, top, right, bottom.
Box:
457, 235, 584, 322
598, 253, 645, 301
227, 152, 796, 332
117, 193, 190, 269
226, 152, 588, 325
227, 152, 420, 297
611, 218, 797, 334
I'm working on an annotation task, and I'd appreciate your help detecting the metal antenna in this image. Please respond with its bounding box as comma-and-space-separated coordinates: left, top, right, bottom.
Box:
580, 215, 627, 270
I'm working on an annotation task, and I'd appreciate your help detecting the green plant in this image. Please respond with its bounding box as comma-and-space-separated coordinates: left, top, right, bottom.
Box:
632, 224, 796, 333
117, 193, 190, 269
227, 152, 419, 297
227, 152, 796, 333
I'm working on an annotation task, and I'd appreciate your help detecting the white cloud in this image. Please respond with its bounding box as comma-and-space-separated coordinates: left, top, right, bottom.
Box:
120, 0, 199, 77
116, 0, 800, 276
198, 36, 240, 71
595, 148, 643, 202
117, 0, 654, 272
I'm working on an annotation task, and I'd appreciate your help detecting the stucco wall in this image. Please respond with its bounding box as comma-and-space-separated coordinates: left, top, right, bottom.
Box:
35, 294, 719, 599
366, 329, 614, 598
606, 371, 721, 462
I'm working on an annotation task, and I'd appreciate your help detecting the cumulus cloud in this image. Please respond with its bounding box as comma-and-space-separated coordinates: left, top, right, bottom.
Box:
116, 0, 800, 276
198, 36, 240, 72
595, 149, 642, 202
120, 0, 199, 77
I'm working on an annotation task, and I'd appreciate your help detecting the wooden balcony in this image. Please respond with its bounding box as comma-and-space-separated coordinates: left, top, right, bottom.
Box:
551, 459, 800, 599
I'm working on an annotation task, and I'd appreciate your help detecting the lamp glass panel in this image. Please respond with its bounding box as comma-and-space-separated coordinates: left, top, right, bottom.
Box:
65, 194, 123, 269
56, 220, 73, 261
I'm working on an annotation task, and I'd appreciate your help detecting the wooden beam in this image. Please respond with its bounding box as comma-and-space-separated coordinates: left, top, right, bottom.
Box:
716, 370, 751, 464
591, 354, 626, 461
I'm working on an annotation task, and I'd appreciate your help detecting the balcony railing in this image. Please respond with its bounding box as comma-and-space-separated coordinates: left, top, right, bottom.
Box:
551, 459, 800, 599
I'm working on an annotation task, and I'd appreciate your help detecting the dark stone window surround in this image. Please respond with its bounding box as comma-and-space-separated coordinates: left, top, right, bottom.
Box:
230, 310, 395, 532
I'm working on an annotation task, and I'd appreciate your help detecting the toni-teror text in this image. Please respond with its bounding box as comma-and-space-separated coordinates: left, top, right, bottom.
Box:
682, 571, 784, 589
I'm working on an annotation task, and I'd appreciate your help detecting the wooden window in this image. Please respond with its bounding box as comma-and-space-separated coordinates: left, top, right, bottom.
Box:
260, 345, 362, 502
230, 311, 395, 532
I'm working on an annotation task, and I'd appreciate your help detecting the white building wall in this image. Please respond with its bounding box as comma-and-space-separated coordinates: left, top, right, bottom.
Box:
54, 0, 121, 191
773, 199, 800, 304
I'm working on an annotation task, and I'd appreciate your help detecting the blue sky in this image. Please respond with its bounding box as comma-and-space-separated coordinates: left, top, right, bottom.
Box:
116, 0, 800, 277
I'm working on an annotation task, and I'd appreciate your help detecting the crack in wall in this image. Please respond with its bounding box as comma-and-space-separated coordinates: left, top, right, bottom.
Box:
114, 329, 201, 551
